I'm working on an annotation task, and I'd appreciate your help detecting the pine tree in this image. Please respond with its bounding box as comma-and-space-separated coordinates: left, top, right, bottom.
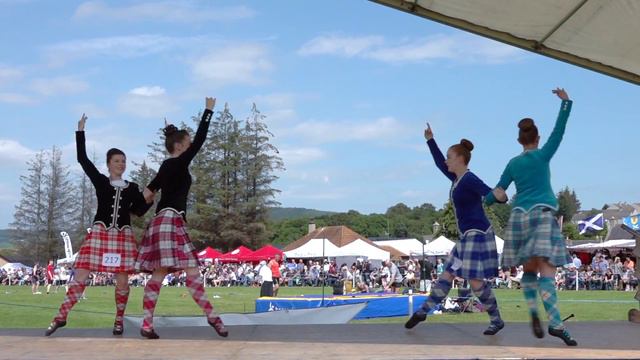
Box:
239, 103, 284, 248
43, 146, 78, 261
11, 151, 47, 262
11, 147, 78, 263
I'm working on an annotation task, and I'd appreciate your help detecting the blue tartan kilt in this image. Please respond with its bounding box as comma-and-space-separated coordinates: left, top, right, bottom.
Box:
502, 207, 572, 267
444, 227, 499, 280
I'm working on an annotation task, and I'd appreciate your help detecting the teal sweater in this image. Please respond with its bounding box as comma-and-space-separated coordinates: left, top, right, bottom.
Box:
485, 100, 572, 212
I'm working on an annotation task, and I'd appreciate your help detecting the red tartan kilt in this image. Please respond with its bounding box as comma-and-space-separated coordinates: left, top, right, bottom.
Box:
73, 223, 138, 273
135, 208, 201, 273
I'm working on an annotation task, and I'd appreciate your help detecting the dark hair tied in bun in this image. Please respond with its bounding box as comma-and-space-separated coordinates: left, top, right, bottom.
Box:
518, 118, 539, 145
163, 124, 179, 136
459, 138, 474, 152
163, 123, 190, 153
449, 139, 474, 165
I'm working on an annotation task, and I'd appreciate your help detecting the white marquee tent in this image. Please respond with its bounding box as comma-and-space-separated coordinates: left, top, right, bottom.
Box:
423, 236, 456, 256
336, 239, 390, 261
374, 238, 424, 256
410, 235, 505, 257
1, 262, 29, 271
283, 238, 342, 258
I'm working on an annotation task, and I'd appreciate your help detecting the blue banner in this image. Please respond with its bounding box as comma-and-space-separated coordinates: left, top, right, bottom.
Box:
256, 294, 431, 319
623, 215, 640, 230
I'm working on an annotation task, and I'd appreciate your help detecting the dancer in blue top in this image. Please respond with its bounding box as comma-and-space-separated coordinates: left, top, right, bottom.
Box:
485, 88, 577, 346
405, 125, 506, 335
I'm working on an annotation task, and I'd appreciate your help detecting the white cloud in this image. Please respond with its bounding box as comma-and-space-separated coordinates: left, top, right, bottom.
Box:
118, 86, 177, 118
129, 86, 166, 97
0, 92, 33, 104
0, 64, 22, 85
30, 76, 89, 96
44, 34, 196, 66
299, 33, 524, 64
284, 116, 406, 144
191, 44, 272, 86
298, 35, 384, 57
0, 139, 36, 165
278, 147, 326, 165
74, 1, 255, 23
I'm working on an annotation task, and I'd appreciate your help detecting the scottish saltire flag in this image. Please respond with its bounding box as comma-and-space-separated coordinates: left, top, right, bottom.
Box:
578, 213, 604, 234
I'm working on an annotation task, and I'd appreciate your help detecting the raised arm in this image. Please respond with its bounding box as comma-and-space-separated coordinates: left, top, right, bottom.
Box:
179, 97, 216, 163
540, 88, 572, 161
75, 114, 102, 185
424, 123, 456, 181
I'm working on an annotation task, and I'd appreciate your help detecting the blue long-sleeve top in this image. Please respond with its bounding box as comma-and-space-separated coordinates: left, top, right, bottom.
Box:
427, 139, 492, 235
485, 100, 572, 212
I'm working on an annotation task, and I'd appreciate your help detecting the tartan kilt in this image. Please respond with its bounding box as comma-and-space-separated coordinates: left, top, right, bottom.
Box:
135, 208, 201, 273
502, 207, 572, 267
444, 228, 499, 279
73, 223, 138, 273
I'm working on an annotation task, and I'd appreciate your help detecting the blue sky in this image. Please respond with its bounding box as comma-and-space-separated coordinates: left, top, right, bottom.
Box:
0, 0, 638, 228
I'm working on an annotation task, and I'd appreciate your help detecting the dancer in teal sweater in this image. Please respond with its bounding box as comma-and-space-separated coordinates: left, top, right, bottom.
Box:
486, 88, 576, 346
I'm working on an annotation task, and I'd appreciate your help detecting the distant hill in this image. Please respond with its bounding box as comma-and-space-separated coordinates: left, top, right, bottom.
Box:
268, 207, 336, 222
0, 229, 11, 249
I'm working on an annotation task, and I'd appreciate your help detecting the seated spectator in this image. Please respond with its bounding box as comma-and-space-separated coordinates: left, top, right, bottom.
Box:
494, 268, 508, 288
603, 269, 615, 290
555, 267, 566, 290
508, 266, 524, 289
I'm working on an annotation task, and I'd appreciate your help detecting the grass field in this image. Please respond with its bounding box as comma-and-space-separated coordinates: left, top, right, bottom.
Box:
0, 285, 636, 329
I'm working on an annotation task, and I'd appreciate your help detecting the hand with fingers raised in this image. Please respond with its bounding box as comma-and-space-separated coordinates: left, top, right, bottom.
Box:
424, 123, 434, 141
552, 87, 569, 101
78, 113, 87, 131
205, 97, 216, 111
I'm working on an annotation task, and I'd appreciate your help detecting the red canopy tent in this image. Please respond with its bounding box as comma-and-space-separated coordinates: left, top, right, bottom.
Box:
246, 245, 283, 262
197, 247, 223, 261
218, 245, 255, 263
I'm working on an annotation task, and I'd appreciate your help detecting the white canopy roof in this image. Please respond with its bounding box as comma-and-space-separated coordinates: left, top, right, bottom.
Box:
409, 234, 505, 256
284, 238, 342, 258
374, 238, 424, 256
372, 0, 640, 85
1, 262, 29, 271
568, 239, 636, 250
423, 235, 455, 256
336, 239, 390, 260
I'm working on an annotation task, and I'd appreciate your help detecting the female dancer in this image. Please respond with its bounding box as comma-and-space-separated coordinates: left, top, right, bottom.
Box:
485, 88, 577, 346
405, 125, 506, 335
135, 97, 228, 339
46, 114, 152, 336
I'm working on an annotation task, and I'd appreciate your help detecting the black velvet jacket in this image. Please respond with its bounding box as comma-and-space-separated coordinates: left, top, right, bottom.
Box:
76, 131, 151, 230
